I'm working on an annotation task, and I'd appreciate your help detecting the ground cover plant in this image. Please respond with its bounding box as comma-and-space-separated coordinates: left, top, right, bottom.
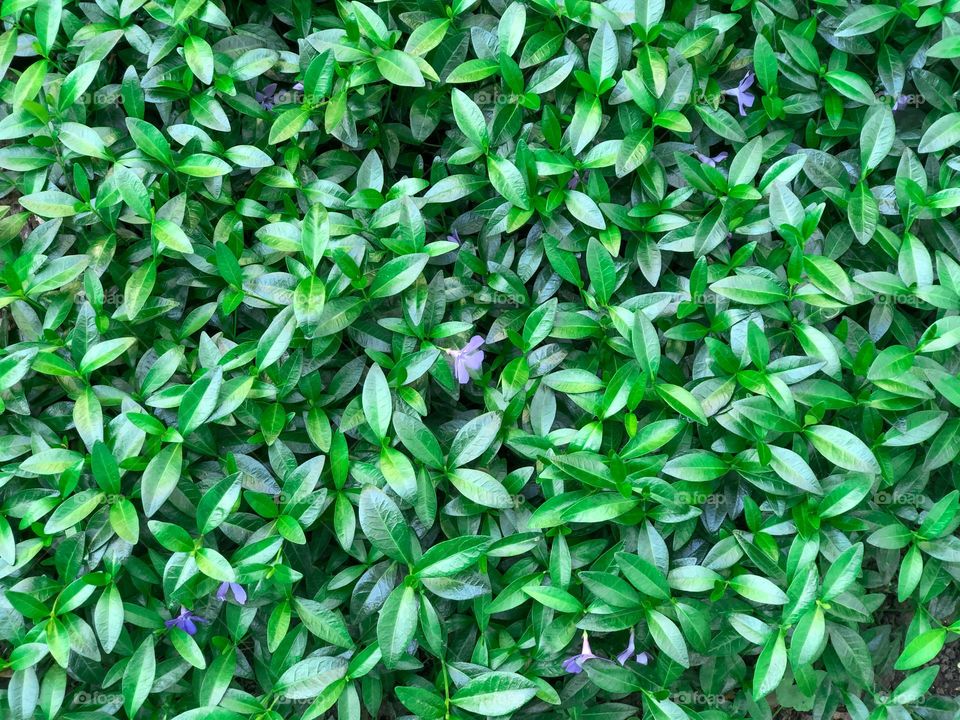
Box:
2, 0, 960, 718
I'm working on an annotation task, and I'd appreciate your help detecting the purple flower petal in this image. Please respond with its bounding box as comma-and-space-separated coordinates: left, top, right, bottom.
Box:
216, 581, 247, 604
693, 150, 728, 168
462, 349, 484, 372
165, 607, 206, 636
617, 629, 636, 665
449, 336, 485, 384
563, 632, 602, 673
463, 335, 484, 353
453, 357, 469, 384
723, 72, 758, 117
580, 632, 594, 656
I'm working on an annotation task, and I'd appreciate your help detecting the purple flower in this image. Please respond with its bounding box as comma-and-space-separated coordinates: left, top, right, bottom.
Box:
216, 582, 247, 605
164, 607, 208, 636
256, 83, 279, 110
567, 170, 589, 190
447, 229, 461, 245
615, 629, 652, 665
892, 95, 908, 112
693, 150, 729, 168
563, 632, 600, 673
448, 335, 484, 385
722, 71, 756, 117
616, 629, 636, 665
256, 82, 305, 111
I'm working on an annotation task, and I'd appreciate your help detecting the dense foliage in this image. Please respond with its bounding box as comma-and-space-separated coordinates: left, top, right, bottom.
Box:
2, 0, 960, 718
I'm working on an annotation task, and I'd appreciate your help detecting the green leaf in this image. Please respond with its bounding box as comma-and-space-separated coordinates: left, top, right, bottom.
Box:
488, 155, 530, 209
523, 584, 582, 612
825, 70, 878, 105
126, 118, 173, 164
918, 112, 960, 153
451, 88, 488, 149
448, 468, 514, 508
153, 218, 194, 254
293, 599, 353, 648
230, 48, 278, 81
848, 181, 879, 244
635, 0, 664, 32
377, 585, 419, 668
375, 50, 425, 87
647, 609, 689, 667
895, 629, 946, 671
753, 631, 787, 700
20, 449, 84, 475
835, 5, 898, 37
122, 636, 156, 718
448, 412, 502, 468
369, 254, 429, 298
358, 485, 419, 564
20, 191, 83, 218
617, 552, 671, 599
805, 425, 880, 474
179, 368, 223, 435
184, 36, 214, 84
140, 444, 183, 517
451, 672, 538, 716
656, 384, 707, 425
728, 575, 788, 605
709, 275, 788, 305
269, 108, 310, 144
196, 474, 241, 534
586, 238, 616, 303
94, 584, 123, 653
565, 190, 606, 229
362, 364, 392, 441
277, 656, 349, 700
44, 489, 102, 534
